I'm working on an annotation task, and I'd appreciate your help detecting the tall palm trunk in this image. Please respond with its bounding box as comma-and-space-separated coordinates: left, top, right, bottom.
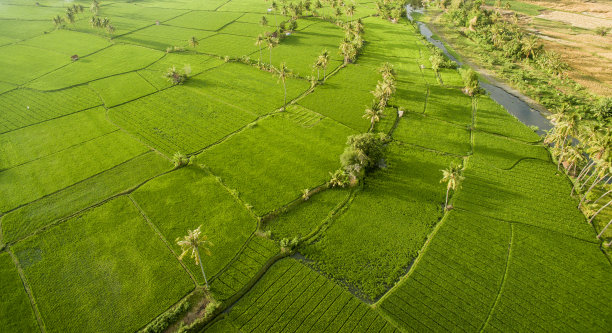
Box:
578, 170, 598, 192
556, 137, 567, 171
283, 81, 287, 108
592, 189, 612, 205
580, 173, 608, 208
589, 198, 612, 224
597, 218, 612, 239
323, 67, 326, 80
444, 187, 450, 209
196, 247, 209, 288
573, 161, 595, 195
269, 48, 272, 67
259, 48, 262, 66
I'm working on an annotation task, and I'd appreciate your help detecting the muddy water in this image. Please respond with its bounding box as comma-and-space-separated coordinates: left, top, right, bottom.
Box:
408, 8, 553, 134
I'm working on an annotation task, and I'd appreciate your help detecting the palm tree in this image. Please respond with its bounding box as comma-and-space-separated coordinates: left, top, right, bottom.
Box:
188, 36, 198, 48
319, 49, 329, 80
521, 35, 539, 59
176, 226, 213, 288
277, 62, 289, 108
345, 4, 355, 22
379, 62, 396, 83
363, 102, 384, 131
53, 15, 64, 28
266, 36, 278, 67
255, 34, 264, 66
65, 10, 75, 24
313, 58, 322, 80
90, 0, 99, 14
339, 38, 355, 64
440, 163, 464, 209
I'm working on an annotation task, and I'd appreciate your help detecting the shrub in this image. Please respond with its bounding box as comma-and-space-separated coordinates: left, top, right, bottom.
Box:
280, 237, 299, 250
594, 26, 610, 36
459, 67, 479, 96
141, 300, 190, 333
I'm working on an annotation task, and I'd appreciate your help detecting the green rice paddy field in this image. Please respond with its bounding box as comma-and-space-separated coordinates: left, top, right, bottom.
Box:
0, 0, 610, 332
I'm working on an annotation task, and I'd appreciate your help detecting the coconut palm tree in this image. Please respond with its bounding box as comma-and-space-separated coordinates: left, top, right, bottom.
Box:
176, 226, 213, 288
188, 36, 198, 48
345, 4, 355, 22
363, 102, 384, 131
521, 35, 539, 59
255, 34, 265, 66
65, 10, 75, 24
266, 35, 278, 67
379, 62, 396, 83
319, 49, 329, 80
339, 38, 356, 64
277, 62, 289, 108
90, 0, 99, 14
440, 163, 464, 210
53, 15, 64, 28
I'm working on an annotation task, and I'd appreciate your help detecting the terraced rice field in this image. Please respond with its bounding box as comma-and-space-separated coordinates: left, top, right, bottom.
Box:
0, 0, 610, 332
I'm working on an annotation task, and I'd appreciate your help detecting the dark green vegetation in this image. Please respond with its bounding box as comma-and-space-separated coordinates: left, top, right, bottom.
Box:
0, 0, 610, 332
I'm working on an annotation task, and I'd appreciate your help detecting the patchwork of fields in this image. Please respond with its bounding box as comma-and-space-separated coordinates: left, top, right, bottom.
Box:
0, 0, 610, 332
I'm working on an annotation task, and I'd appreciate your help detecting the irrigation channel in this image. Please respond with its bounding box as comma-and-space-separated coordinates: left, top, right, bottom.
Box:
406, 4, 553, 134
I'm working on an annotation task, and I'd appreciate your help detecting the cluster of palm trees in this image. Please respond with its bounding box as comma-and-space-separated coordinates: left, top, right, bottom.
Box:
339, 19, 364, 64
89, 16, 115, 34
446, 1, 567, 76
375, 0, 407, 23
364, 63, 397, 130
544, 103, 612, 244
53, 3, 84, 28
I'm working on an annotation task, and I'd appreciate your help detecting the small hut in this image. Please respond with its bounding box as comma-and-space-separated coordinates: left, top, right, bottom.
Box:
71, 55, 79, 61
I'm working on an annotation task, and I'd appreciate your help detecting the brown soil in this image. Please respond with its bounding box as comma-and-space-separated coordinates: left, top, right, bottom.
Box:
510, 1, 612, 96
530, 0, 612, 19
536, 10, 612, 29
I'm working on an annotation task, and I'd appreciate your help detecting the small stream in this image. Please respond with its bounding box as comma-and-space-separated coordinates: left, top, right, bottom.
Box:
407, 5, 552, 134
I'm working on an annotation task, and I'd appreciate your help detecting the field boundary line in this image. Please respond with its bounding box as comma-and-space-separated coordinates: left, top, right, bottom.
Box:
453, 207, 598, 244
1, 150, 153, 216
128, 194, 198, 285
375, 207, 452, 307
8, 247, 46, 333
479, 223, 514, 332
0, 104, 104, 135
5, 157, 176, 245
393, 140, 468, 158
0, 129, 120, 173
